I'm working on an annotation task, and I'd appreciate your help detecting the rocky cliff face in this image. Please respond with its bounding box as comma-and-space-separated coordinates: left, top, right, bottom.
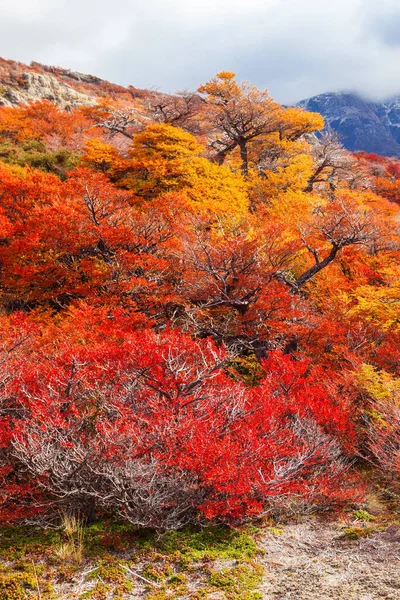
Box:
297, 93, 400, 157
0, 70, 95, 108
0, 57, 146, 110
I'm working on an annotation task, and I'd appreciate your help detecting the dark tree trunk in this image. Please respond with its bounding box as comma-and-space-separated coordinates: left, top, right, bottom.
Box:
294, 245, 339, 289
239, 140, 248, 176
303, 161, 328, 193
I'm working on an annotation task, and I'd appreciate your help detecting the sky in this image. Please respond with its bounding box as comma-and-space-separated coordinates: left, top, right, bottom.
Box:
1, 0, 400, 104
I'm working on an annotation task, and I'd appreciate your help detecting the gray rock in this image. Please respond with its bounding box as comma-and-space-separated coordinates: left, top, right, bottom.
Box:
0, 70, 96, 108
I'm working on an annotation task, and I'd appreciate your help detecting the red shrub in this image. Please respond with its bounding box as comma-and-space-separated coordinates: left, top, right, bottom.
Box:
0, 314, 357, 527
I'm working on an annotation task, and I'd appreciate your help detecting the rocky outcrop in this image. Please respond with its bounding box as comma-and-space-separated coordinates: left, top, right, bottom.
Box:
297, 92, 400, 157
0, 70, 96, 108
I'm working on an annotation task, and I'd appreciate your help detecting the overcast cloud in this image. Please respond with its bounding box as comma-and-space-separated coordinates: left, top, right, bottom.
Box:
1, 0, 400, 103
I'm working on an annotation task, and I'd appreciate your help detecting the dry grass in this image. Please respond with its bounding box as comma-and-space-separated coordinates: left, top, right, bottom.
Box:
54, 513, 85, 565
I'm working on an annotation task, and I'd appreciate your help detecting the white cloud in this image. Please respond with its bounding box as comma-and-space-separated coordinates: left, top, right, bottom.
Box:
0, 0, 399, 102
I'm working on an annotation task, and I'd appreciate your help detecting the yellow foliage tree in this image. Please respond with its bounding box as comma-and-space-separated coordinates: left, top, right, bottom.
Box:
124, 123, 204, 197
183, 158, 249, 219
82, 139, 128, 176
357, 363, 400, 405
123, 123, 249, 219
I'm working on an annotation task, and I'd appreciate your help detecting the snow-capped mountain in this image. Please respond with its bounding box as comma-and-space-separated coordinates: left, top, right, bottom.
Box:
297, 93, 400, 157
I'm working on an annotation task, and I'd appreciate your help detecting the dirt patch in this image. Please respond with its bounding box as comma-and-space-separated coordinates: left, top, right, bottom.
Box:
259, 519, 400, 600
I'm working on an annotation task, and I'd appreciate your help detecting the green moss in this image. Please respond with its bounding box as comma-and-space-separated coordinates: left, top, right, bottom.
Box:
340, 526, 374, 540
142, 526, 259, 562
142, 563, 165, 582
353, 509, 376, 522
14, 559, 44, 575
113, 582, 133, 600
0, 139, 80, 178
167, 572, 187, 584
82, 581, 132, 600
0, 525, 61, 560
85, 521, 136, 556
0, 571, 37, 599
79, 582, 113, 599
208, 562, 264, 599
85, 522, 259, 564
0, 575, 26, 600
268, 526, 284, 535
89, 559, 126, 584
0, 522, 264, 599
147, 578, 190, 600
137, 527, 262, 600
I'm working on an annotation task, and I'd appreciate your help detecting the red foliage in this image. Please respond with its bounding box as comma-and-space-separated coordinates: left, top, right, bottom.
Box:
0, 315, 356, 526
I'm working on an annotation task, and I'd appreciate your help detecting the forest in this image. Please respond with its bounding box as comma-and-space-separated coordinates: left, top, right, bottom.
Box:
1, 70, 400, 532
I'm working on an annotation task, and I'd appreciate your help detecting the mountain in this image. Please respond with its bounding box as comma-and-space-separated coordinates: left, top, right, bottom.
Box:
297, 92, 400, 158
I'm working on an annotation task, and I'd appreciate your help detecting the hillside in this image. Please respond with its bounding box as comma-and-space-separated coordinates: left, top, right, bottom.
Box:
0, 56, 153, 108
298, 92, 400, 157
3, 56, 400, 161
0, 66, 399, 522
0, 64, 400, 599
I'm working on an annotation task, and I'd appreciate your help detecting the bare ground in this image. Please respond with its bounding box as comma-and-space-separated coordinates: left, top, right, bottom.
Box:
259, 519, 400, 600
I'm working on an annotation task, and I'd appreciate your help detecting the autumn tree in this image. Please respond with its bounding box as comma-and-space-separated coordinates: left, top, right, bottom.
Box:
146, 90, 203, 133
198, 71, 281, 174
285, 194, 385, 291
198, 71, 323, 175
83, 101, 144, 141
122, 123, 249, 218
304, 130, 359, 193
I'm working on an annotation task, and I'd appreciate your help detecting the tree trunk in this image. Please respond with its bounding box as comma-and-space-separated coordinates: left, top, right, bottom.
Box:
239, 140, 249, 176
294, 245, 339, 289
303, 161, 328, 193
